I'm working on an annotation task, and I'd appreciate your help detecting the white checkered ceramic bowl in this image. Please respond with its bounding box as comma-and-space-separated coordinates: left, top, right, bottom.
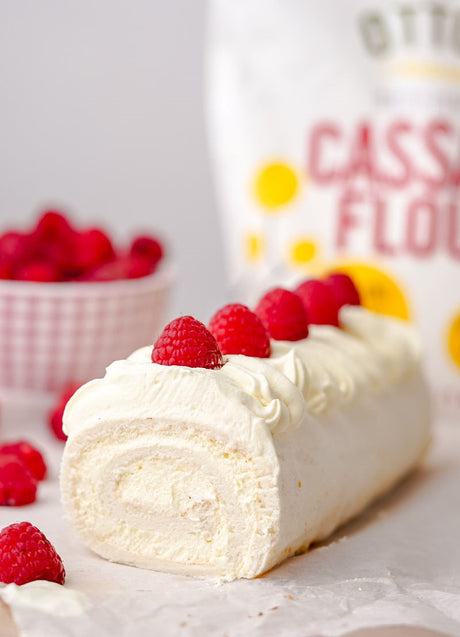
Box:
0, 263, 174, 394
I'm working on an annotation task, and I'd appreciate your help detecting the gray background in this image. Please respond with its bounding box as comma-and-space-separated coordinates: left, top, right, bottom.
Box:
0, 0, 226, 321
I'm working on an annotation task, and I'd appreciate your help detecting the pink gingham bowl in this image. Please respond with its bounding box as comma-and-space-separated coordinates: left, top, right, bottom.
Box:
0, 262, 174, 395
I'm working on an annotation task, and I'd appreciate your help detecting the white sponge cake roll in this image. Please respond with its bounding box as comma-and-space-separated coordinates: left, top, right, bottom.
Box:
60, 307, 431, 581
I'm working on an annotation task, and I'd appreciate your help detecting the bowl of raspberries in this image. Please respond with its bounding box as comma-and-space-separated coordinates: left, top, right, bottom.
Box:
0, 209, 173, 395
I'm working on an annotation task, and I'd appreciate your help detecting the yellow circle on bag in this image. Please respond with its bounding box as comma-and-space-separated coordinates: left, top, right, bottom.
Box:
254, 162, 299, 210
446, 311, 460, 370
289, 238, 318, 266
244, 232, 265, 262
326, 261, 410, 321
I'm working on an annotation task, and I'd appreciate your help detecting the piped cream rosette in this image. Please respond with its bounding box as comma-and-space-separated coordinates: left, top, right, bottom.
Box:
60, 307, 431, 581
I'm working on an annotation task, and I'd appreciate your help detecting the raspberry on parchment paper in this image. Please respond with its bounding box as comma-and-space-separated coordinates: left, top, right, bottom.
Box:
0, 521, 65, 585
0, 440, 47, 481
0, 456, 38, 506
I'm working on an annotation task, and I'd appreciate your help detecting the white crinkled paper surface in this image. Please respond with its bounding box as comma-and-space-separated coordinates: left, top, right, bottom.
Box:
1, 403, 460, 637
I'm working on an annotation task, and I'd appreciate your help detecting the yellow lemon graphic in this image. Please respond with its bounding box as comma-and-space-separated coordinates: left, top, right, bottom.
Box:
446, 312, 460, 371
244, 232, 265, 263
254, 162, 300, 211
327, 262, 410, 321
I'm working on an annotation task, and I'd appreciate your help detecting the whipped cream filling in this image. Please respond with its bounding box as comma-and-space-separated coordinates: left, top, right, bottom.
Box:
60, 306, 430, 581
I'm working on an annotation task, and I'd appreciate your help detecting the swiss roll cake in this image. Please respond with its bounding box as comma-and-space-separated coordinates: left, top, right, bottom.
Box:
60, 284, 431, 581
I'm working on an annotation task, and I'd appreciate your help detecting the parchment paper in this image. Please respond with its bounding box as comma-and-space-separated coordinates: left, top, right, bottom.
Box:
1, 400, 459, 637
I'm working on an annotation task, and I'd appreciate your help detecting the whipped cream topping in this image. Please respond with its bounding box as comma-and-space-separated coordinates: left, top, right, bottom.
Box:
269, 306, 420, 414
88, 306, 421, 434
61, 306, 429, 581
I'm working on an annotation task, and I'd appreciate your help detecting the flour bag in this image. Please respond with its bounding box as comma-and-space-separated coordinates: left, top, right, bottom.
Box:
207, 0, 460, 420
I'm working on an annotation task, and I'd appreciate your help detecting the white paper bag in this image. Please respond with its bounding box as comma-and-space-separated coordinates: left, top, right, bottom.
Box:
207, 0, 460, 421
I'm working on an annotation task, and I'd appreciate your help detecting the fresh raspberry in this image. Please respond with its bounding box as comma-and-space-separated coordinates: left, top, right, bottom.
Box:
0, 522, 65, 585
15, 261, 59, 282
76, 254, 151, 281
48, 384, 80, 442
49, 403, 68, 441
294, 279, 340, 327
0, 456, 37, 506
76, 259, 124, 282
208, 303, 271, 357
254, 288, 309, 341
0, 231, 32, 268
152, 316, 224, 369
0, 262, 12, 279
325, 272, 361, 309
83, 254, 158, 281
0, 441, 47, 481
129, 235, 164, 268
33, 234, 78, 278
74, 228, 116, 271
33, 210, 74, 244
123, 254, 158, 279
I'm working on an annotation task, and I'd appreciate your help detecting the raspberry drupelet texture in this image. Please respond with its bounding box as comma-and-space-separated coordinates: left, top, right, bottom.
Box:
209, 303, 271, 358
0, 522, 65, 585
0, 441, 47, 481
152, 316, 224, 369
294, 278, 340, 327
255, 288, 309, 341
